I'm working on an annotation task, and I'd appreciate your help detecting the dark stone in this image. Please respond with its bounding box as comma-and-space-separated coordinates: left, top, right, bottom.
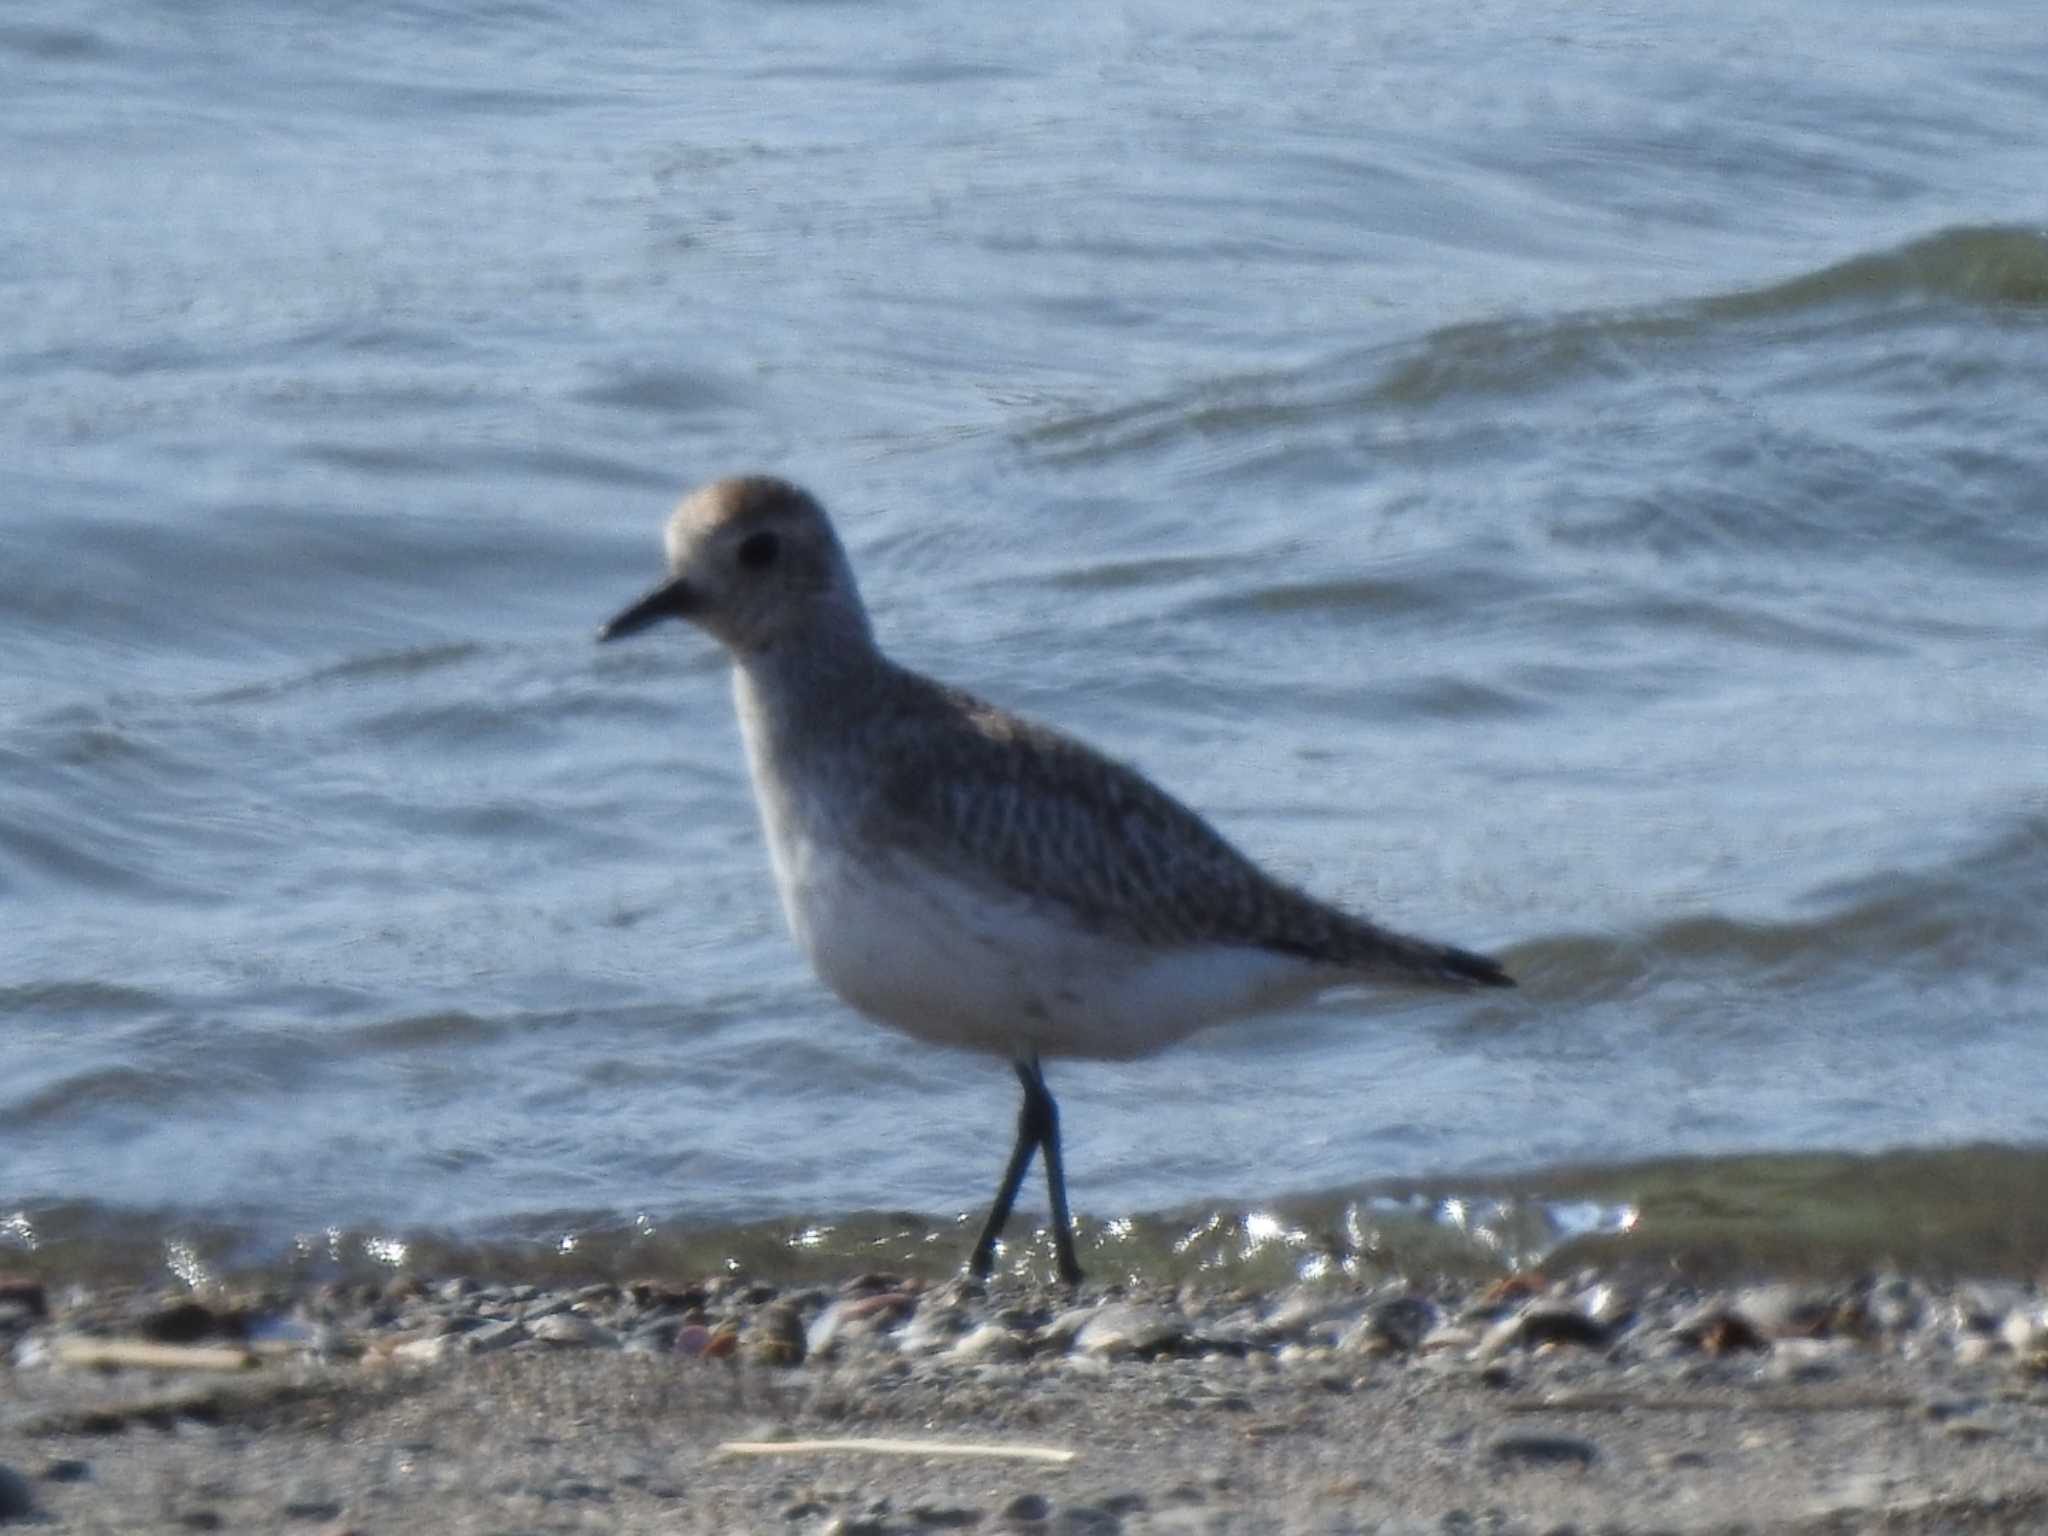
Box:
628, 1280, 708, 1311
0, 1464, 34, 1521
912, 1504, 984, 1528
1488, 1433, 1599, 1469
142, 1301, 231, 1344
543, 1480, 610, 1503
40, 1459, 91, 1484
1367, 1295, 1435, 1352
0, 1276, 48, 1319
1513, 1307, 1611, 1349
1670, 1306, 1767, 1356
1003, 1492, 1052, 1522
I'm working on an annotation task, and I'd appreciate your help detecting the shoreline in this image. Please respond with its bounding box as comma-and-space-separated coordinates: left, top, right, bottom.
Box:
7, 1264, 2048, 1533
16, 1143, 2048, 1298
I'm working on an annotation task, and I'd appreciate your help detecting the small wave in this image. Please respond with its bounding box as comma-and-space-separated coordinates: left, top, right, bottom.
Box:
6, 1064, 190, 1128
0, 980, 168, 1018
1707, 224, 2048, 320
572, 363, 742, 418
0, 22, 108, 59
344, 1009, 511, 1053
1035, 550, 1251, 594
1185, 573, 1462, 622
200, 642, 484, 706
1800, 812, 2048, 974
0, 804, 206, 901
1508, 812, 2048, 999
1019, 224, 2048, 464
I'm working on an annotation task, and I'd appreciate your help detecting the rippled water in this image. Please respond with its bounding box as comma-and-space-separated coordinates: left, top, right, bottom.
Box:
3, 0, 2046, 1284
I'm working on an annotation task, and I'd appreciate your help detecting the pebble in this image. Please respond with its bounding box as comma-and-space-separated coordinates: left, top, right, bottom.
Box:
628, 1278, 708, 1312
1578, 1282, 1635, 1331
0, 1464, 34, 1521
389, 1334, 453, 1365
1051, 1506, 1120, 1535
1733, 1283, 1836, 1339
1003, 1492, 1053, 1522
1040, 1303, 1106, 1352
280, 1489, 344, 1520
1258, 1287, 1360, 1337
895, 1302, 968, 1357
748, 1303, 808, 1368
1351, 1295, 1435, 1354
1765, 1338, 1845, 1382
1653, 1449, 1711, 1471
531, 1312, 611, 1348
1953, 1335, 1999, 1367
807, 1292, 915, 1358
1944, 1418, 2005, 1442
947, 1320, 1027, 1364
1998, 1307, 2046, 1358
910, 1502, 983, 1527
622, 1321, 678, 1355
1476, 1304, 1609, 1357
141, 1300, 228, 1344
1869, 1276, 1921, 1334
1487, 1433, 1599, 1469
1958, 1282, 2027, 1330
464, 1319, 528, 1355
1670, 1303, 1768, 1356
1073, 1303, 1184, 1359
0, 1276, 48, 1324
1418, 1322, 1481, 1353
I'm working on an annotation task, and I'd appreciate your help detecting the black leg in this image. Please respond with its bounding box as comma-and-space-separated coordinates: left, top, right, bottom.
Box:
1033, 1062, 1083, 1287
968, 1071, 1043, 1279
966, 1056, 1084, 1286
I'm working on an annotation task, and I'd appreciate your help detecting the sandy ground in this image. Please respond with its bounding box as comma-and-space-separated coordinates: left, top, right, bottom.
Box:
7, 1294, 2048, 1536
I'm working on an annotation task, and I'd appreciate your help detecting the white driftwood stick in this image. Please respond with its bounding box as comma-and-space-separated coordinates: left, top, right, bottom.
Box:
715, 1436, 1076, 1465
52, 1338, 260, 1373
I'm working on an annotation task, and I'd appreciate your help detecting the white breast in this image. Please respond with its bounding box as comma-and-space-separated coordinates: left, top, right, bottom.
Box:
745, 794, 1315, 1061
797, 838, 1331, 1060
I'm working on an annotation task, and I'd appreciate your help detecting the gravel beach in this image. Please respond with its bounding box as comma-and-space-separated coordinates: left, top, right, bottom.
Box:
8, 1266, 2048, 1534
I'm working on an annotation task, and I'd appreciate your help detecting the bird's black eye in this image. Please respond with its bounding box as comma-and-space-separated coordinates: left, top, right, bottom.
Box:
736, 530, 780, 571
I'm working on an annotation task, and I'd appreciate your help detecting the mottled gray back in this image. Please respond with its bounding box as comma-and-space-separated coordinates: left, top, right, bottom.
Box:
856, 668, 1509, 989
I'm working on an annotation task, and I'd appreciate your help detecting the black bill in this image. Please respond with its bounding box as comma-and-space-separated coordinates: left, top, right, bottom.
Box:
596, 574, 696, 642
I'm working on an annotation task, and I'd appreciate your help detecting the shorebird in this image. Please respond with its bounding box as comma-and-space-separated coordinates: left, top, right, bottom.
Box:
598, 475, 1513, 1285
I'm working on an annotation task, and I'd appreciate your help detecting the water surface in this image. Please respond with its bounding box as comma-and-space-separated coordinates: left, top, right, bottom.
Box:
3, 0, 2045, 1285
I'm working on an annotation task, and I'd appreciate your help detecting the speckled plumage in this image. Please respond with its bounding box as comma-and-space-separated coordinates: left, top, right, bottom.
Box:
855, 670, 1505, 983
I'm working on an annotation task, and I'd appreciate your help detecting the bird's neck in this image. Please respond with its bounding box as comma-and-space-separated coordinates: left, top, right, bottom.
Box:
730, 613, 896, 758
